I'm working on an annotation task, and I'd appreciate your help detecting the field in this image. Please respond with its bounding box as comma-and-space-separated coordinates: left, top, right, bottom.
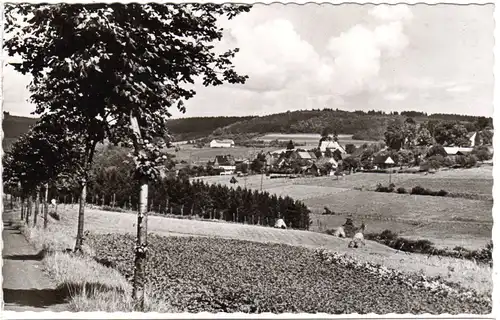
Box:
40, 205, 492, 296
256, 133, 379, 147
196, 166, 493, 250
171, 145, 279, 165
86, 233, 491, 314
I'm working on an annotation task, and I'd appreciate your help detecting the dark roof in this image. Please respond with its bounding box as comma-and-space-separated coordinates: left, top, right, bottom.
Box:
373, 154, 395, 164
215, 155, 234, 165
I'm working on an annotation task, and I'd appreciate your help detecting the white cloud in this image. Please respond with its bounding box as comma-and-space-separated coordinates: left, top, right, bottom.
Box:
384, 92, 408, 101
446, 84, 472, 93
317, 7, 412, 97
227, 18, 320, 92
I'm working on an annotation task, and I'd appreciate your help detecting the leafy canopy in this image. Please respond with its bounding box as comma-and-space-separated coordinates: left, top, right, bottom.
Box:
5, 3, 251, 179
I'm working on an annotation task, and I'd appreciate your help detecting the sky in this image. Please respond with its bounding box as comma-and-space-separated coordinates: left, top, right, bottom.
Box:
3, 3, 494, 119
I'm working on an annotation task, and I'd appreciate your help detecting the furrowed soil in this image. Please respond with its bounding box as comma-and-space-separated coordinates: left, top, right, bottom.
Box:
86, 233, 491, 314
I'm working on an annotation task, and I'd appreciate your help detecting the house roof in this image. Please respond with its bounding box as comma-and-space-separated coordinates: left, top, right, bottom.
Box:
373, 154, 395, 164
297, 151, 312, 159
320, 140, 346, 153
444, 147, 473, 155
215, 155, 234, 165
211, 139, 234, 144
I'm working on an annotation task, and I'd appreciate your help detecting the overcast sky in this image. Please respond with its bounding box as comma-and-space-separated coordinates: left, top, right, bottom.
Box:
3, 3, 494, 119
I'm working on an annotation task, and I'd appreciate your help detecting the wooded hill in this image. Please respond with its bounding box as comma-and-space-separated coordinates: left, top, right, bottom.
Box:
2, 109, 492, 151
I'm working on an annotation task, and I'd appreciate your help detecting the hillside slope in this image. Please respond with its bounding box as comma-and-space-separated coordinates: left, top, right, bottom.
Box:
2, 112, 39, 152
53, 206, 491, 295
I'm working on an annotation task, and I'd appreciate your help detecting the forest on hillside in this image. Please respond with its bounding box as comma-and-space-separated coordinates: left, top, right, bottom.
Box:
2, 109, 492, 151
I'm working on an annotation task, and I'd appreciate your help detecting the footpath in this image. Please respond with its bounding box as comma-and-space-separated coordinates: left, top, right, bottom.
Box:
2, 209, 69, 312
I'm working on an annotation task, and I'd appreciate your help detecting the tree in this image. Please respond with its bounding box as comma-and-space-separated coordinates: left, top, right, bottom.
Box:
6, 3, 251, 309
427, 144, 448, 158
345, 144, 356, 154
384, 120, 404, 151
3, 115, 85, 227
480, 130, 493, 146
472, 146, 492, 162
416, 127, 434, 146
286, 140, 295, 150
433, 121, 469, 147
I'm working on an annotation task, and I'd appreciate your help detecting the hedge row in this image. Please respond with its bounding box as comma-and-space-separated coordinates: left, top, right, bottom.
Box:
375, 184, 448, 197
365, 230, 492, 266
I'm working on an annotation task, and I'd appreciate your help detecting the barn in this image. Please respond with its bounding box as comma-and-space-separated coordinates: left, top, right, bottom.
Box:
210, 139, 235, 148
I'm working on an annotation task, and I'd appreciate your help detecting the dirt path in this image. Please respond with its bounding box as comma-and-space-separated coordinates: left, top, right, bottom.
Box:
2, 210, 70, 312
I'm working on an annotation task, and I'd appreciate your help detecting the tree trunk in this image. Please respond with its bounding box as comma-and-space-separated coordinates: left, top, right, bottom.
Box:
113, 193, 116, 208
74, 180, 87, 252
26, 196, 32, 225
34, 188, 40, 226
130, 113, 149, 311
44, 184, 49, 229
133, 178, 148, 311
20, 197, 25, 220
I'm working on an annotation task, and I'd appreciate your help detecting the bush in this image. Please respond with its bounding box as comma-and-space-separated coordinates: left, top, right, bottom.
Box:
396, 187, 407, 194
410, 185, 426, 195
375, 183, 395, 193
455, 154, 478, 168
101, 206, 126, 213
437, 189, 448, 197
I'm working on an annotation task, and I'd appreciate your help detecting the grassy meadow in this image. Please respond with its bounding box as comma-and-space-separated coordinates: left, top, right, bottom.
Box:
196, 166, 493, 250
256, 133, 379, 147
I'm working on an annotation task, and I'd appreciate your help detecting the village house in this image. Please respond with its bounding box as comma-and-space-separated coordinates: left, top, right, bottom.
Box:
372, 155, 397, 169
213, 155, 236, 174
319, 140, 347, 154
443, 147, 473, 161
209, 139, 235, 148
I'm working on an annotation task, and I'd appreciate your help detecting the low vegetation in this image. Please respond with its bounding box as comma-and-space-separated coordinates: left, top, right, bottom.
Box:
87, 233, 491, 314
364, 230, 493, 266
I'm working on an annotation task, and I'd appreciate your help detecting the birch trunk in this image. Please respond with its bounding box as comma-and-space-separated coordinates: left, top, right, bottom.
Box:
130, 113, 149, 311
44, 184, 49, 229
74, 180, 87, 252
133, 178, 148, 310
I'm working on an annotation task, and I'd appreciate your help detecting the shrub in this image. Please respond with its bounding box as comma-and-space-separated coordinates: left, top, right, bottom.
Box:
375, 183, 395, 193
379, 229, 398, 241
427, 145, 447, 158
101, 206, 126, 213
455, 154, 478, 168
437, 189, 448, 197
411, 185, 426, 195
396, 187, 407, 194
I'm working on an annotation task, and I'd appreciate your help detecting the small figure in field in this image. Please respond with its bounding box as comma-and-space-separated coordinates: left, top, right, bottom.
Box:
348, 222, 366, 248
274, 218, 287, 229
332, 226, 346, 237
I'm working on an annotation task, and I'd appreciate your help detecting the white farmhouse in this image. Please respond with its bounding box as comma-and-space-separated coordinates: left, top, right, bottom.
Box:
210, 139, 235, 148
319, 140, 346, 154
